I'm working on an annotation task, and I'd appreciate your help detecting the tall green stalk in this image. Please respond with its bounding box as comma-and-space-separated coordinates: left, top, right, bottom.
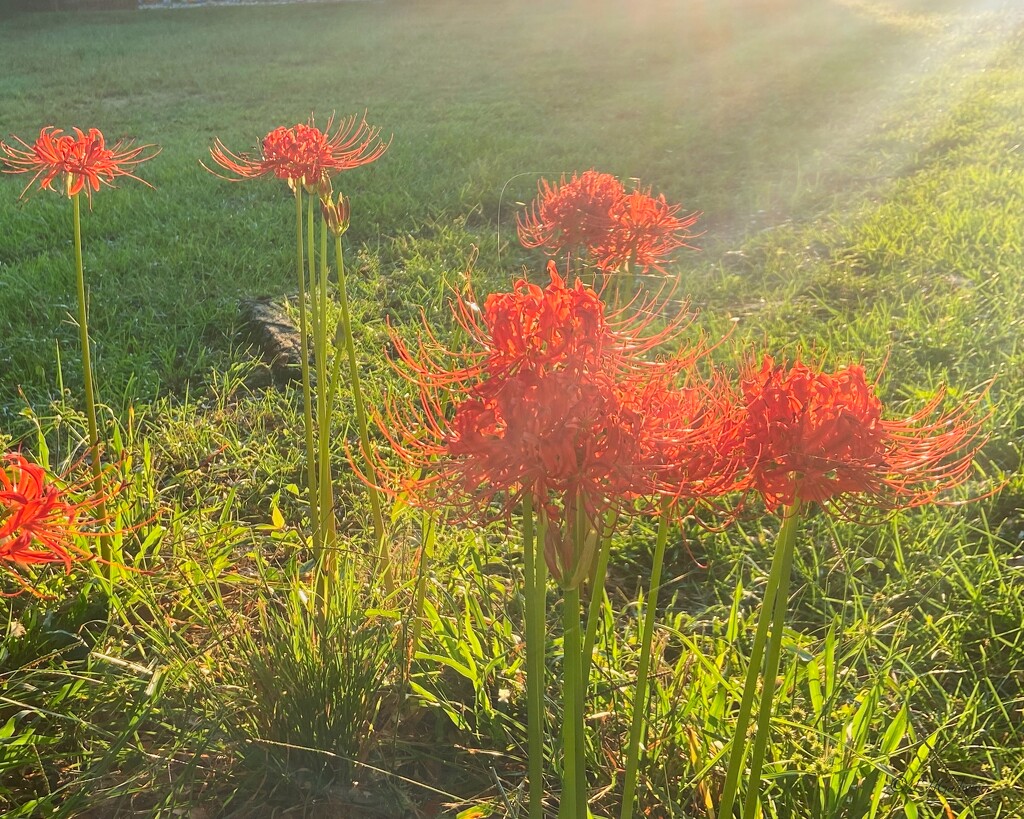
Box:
523, 495, 547, 819
571, 501, 588, 812
307, 193, 321, 351
314, 217, 338, 610
332, 231, 393, 596
719, 502, 802, 817
741, 502, 801, 819
293, 188, 319, 546
560, 583, 584, 819
71, 192, 111, 570
620, 499, 671, 819
582, 511, 617, 689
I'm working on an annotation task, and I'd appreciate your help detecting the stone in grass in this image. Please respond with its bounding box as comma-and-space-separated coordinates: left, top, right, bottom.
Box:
238, 296, 310, 388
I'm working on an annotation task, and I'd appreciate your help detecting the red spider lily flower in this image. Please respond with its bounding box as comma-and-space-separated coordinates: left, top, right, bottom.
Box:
482, 263, 609, 379
517, 169, 625, 257
739, 356, 987, 515
594, 188, 702, 274
0, 126, 158, 203
453, 371, 645, 514
392, 261, 700, 395
635, 368, 748, 506
206, 113, 389, 192
365, 264, 719, 585
0, 453, 116, 596
517, 170, 701, 274
389, 366, 650, 585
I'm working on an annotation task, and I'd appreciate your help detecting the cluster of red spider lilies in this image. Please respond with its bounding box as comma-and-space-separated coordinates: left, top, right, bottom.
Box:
0, 116, 988, 818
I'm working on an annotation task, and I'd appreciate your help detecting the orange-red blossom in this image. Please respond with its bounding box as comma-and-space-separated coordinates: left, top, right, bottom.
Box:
0, 126, 158, 202
517, 169, 701, 274
367, 271, 988, 585
206, 113, 389, 192
0, 453, 116, 596
738, 356, 987, 516
596, 187, 702, 274
517, 169, 626, 259
368, 262, 735, 585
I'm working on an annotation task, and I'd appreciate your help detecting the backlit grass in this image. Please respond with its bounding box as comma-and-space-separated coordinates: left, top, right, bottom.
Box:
2, 0, 1024, 816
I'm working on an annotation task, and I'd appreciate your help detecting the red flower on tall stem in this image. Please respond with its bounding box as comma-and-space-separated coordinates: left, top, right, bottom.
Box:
367, 263, 720, 583
0, 127, 158, 203
594, 188, 701, 274
206, 113, 389, 191
636, 368, 747, 505
480, 265, 610, 379
394, 261, 699, 397
517, 170, 701, 274
0, 453, 113, 596
517, 169, 625, 257
739, 356, 987, 515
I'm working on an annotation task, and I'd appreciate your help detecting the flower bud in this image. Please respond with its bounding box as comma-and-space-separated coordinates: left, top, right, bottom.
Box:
307, 173, 333, 199
322, 192, 351, 237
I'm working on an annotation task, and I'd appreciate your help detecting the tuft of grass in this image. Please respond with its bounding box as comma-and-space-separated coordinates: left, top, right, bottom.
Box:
202, 566, 398, 799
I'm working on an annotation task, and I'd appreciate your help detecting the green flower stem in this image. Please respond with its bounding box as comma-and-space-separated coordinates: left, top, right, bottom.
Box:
317, 221, 331, 478
294, 188, 319, 545
620, 499, 672, 819
71, 192, 111, 569
582, 511, 617, 689
741, 502, 802, 819
571, 500, 588, 812
560, 583, 583, 819
523, 495, 547, 819
314, 220, 338, 611
332, 233, 393, 596
719, 501, 802, 817
319, 219, 329, 358
307, 192, 320, 345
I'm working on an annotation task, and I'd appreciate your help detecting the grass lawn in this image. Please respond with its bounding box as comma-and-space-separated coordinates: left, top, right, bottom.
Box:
2, 0, 1024, 816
